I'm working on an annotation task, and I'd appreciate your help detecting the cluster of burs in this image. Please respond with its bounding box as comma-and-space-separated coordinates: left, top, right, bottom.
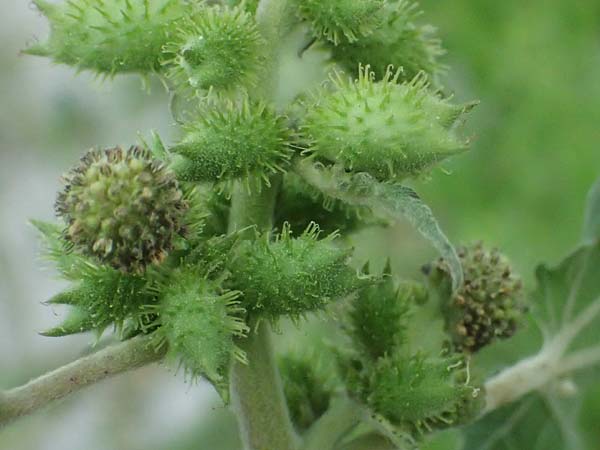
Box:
30, 0, 527, 444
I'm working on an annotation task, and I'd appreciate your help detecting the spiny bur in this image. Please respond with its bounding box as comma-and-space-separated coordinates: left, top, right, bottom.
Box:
158, 268, 248, 398
171, 99, 293, 184
27, 0, 186, 76
303, 66, 474, 181
330, 0, 445, 82
429, 242, 526, 352
33, 214, 160, 338
162, 4, 265, 94
229, 222, 366, 321
349, 274, 425, 360
365, 352, 482, 436
295, 0, 387, 45
43, 263, 156, 337
56, 146, 188, 273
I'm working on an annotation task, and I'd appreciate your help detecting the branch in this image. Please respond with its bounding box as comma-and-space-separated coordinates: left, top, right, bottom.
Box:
302, 397, 362, 450
483, 349, 557, 413
0, 335, 166, 427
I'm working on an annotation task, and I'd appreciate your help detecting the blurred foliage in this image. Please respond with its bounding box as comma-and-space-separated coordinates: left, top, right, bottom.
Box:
414, 0, 600, 277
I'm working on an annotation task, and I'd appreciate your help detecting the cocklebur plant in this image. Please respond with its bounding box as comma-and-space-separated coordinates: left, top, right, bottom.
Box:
2, 1, 600, 450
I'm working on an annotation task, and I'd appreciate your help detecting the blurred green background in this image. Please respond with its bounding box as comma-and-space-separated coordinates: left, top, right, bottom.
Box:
1, 0, 599, 449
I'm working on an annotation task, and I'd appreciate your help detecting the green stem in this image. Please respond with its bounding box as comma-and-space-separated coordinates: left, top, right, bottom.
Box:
230, 319, 298, 450
302, 397, 362, 450
227, 178, 281, 235
0, 335, 165, 427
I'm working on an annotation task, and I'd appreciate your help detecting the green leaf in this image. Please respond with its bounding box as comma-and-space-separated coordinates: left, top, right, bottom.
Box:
295, 161, 464, 290
463, 393, 585, 450
533, 244, 600, 339
582, 176, 600, 245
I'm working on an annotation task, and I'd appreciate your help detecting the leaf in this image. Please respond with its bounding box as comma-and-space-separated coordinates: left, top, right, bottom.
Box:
532, 244, 600, 339
463, 393, 585, 450
295, 161, 463, 290
582, 175, 600, 245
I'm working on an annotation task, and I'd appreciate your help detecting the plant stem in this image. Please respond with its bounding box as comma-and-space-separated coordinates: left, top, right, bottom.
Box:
0, 335, 165, 427
302, 397, 362, 450
230, 319, 298, 450
484, 296, 600, 413
228, 179, 281, 235
483, 349, 557, 413
227, 180, 296, 450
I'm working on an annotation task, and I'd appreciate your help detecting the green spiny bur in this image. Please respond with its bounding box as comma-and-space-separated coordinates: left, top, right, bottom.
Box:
229, 223, 366, 321
303, 66, 474, 181
295, 0, 386, 45
330, 1, 445, 82
279, 352, 333, 431
163, 4, 265, 94
349, 276, 421, 360
27, 0, 186, 76
33, 219, 158, 337
428, 242, 526, 353
158, 268, 248, 398
43, 262, 157, 337
365, 352, 482, 436
56, 146, 188, 273
171, 99, 293, 184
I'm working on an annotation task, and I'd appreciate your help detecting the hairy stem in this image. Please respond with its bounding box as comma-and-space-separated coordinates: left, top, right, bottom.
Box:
484, 296, 600, 413
230, 319, 298, 450
302, 397, 362, 450
483, 349, 557, 413
227, 181, 296, 450
0, 335, 165, 427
